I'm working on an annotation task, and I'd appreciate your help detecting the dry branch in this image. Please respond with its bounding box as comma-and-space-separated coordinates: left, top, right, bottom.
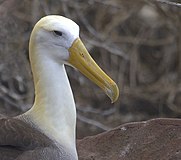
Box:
77, 114, 112, 131
155, 0, 181, 7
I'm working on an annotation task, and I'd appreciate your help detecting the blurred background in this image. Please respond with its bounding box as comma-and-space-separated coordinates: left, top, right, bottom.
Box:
0, 0, 180, 138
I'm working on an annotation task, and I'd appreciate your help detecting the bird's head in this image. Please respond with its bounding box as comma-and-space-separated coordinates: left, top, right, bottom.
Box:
30, 15, 119, 103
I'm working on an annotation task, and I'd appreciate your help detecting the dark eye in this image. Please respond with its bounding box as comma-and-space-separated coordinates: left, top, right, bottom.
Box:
53, 30, 63, 36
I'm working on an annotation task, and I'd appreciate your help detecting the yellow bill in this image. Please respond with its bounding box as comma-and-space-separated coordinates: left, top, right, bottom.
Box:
68, 38, 119, 103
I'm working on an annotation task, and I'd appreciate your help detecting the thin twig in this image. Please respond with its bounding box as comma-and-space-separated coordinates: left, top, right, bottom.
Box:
155, 0, 181, 7
77, 105, 116, 116
77, 114, 112, 131
85, 37, 129, 60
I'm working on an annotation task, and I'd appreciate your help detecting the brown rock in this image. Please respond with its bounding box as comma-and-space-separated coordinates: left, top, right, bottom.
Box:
77, 118, 181, 160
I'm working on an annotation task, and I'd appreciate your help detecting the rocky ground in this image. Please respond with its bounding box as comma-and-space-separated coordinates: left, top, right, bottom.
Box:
77, 118, 181, 160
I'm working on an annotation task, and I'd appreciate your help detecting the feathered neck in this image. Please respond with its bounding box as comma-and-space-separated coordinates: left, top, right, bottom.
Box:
23, 40, 77, 158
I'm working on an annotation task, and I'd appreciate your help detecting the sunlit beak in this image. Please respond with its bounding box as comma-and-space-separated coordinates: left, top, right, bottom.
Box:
68, 38, 119, 103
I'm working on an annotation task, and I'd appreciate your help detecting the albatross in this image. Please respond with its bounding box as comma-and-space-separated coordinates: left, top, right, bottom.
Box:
0, 15, 119, 160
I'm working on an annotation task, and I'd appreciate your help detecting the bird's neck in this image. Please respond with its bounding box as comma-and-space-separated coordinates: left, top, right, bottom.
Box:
24, 45, 77, 156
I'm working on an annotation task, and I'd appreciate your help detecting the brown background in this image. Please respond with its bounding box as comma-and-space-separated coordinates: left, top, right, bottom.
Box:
0, 0, 180, 139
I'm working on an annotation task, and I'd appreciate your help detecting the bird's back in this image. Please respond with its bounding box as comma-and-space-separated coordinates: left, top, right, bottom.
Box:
0, 117, 75, 160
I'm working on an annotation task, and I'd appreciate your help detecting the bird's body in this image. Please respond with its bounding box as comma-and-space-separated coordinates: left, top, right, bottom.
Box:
0, 15, 119, 159
0, 118, 75, 160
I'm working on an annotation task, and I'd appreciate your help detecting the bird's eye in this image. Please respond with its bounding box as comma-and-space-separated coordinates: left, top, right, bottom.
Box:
53, 30, 63, 36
